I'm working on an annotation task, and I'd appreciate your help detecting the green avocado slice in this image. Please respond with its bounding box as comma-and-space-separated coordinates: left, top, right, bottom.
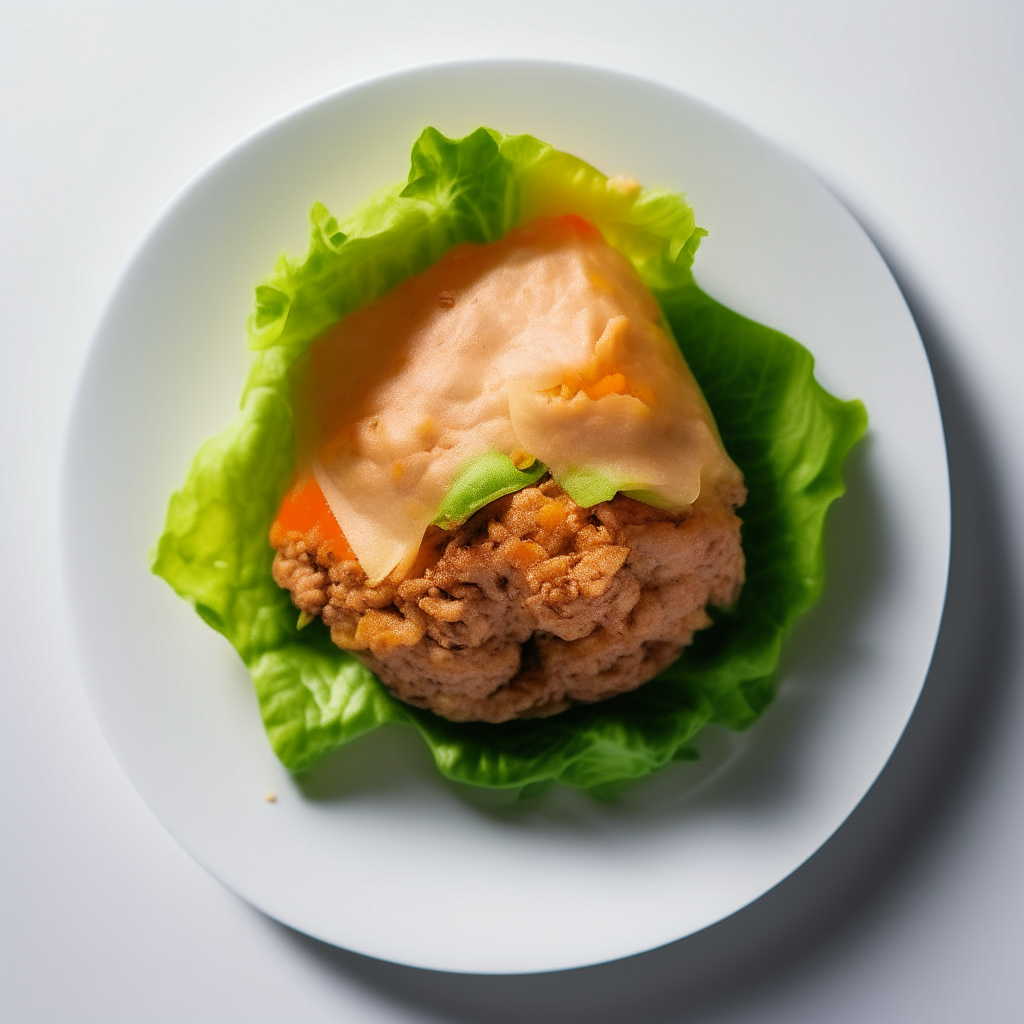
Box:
432, 452, 548, 531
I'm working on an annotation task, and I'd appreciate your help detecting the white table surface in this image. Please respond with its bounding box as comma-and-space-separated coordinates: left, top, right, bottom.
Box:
3, 3, 1022, 1021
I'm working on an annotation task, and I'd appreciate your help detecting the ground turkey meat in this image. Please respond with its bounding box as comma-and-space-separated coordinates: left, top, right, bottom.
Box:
271, 477, 745, 723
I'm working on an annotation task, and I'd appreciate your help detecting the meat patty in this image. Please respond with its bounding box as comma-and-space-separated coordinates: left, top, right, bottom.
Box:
271, 477, 745, 723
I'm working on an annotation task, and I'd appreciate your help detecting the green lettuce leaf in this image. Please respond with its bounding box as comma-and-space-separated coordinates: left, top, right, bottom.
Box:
152, 127, 867, 787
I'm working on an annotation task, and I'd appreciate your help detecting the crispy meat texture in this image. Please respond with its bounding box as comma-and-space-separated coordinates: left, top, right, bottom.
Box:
271, 478, 745, 723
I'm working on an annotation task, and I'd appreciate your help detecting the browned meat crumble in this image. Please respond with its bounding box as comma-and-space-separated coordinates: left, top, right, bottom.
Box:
271, 478, 745, 723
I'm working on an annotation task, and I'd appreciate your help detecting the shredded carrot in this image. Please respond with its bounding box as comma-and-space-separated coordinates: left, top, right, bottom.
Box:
505, 539, 547, 570
536, 500, 567, 531
585, 373, 628, 400
510, 446, 536, 471
269, 476, 356, 562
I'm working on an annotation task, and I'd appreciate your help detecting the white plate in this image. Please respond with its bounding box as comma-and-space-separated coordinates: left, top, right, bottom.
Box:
62, 60, 949, 974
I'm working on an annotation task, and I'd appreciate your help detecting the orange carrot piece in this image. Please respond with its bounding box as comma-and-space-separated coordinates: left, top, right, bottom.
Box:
270, 477, 356, 562
585, 373, 628, 400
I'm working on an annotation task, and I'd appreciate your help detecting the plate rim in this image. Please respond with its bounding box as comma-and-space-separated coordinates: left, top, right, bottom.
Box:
60, 56, 951, 974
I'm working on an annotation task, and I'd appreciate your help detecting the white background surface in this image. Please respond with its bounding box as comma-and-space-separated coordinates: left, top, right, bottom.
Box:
2, 1, 1021, 1021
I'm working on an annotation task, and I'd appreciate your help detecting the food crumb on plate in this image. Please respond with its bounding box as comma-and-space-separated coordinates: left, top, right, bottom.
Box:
263, 790, 277, 803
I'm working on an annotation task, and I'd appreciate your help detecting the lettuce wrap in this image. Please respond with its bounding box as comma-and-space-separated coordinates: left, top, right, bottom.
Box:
151, 127, 867, 791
